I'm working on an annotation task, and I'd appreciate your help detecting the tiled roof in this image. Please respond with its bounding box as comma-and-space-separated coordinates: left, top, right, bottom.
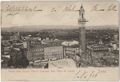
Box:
29, 42, 62, 48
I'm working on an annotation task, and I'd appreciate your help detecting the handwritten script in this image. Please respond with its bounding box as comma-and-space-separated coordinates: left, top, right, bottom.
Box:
91, 4, 117, 11
7, 69, 108, 80
1, 4, 118, 16
73, 69, 107, 80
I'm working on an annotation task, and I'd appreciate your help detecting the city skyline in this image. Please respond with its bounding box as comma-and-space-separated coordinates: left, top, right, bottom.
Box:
1, 1, 119, 68
1, 25, 119, 32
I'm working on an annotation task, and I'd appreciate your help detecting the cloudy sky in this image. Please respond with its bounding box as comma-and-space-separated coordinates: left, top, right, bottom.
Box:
1, 1, 119, 28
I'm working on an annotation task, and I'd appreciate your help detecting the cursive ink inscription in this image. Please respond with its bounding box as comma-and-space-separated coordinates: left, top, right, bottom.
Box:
63, 5, 76, 11
91, 4, 117, 11
2, 3, 118, 16
73, 69, 106, 80
2, 5, 43, 16
2, 5, 43, 12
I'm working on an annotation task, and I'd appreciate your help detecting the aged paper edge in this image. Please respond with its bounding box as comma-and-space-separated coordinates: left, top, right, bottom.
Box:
0, 0, 120, 81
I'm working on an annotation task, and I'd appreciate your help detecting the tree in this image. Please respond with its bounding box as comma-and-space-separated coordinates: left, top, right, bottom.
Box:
8, 47, 29, 68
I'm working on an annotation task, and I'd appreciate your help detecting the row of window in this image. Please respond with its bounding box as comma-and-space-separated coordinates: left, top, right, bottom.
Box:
29, 49, 44, 52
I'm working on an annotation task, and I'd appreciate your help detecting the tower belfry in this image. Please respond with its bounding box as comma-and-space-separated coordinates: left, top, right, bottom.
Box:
78, 5, 88, 54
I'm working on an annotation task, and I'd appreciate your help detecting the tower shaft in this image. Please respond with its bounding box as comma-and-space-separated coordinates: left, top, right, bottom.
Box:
78, 5, 88, 54
80, 26, 86, 53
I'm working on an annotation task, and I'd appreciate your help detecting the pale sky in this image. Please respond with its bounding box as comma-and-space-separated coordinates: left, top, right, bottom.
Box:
1, 1, 119, 28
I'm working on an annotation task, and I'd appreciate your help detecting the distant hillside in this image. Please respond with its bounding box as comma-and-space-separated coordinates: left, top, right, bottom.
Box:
1, 25, 119, 32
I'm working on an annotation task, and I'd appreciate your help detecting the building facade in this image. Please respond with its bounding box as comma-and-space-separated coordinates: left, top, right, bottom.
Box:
44, 46, 63, 61
27, 41, 44, 61
27, 41, 64, 62
87, 45, 110, 66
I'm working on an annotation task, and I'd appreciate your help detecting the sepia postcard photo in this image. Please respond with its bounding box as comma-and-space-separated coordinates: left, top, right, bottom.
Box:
1, 0, 120, 81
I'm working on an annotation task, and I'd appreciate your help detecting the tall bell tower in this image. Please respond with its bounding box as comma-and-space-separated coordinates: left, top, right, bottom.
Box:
78, 5, 88, 54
